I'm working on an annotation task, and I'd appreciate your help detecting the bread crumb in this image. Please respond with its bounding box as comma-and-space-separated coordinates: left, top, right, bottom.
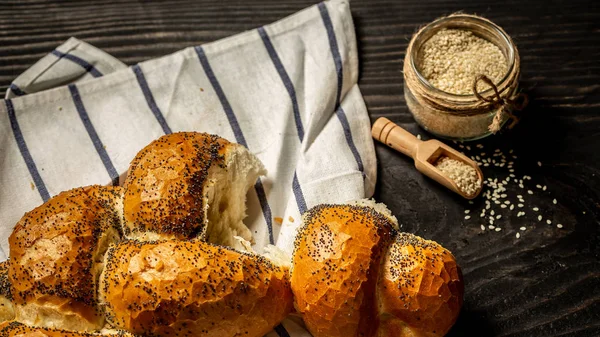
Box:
274, 217, 283, 224
288, 216, 295, 223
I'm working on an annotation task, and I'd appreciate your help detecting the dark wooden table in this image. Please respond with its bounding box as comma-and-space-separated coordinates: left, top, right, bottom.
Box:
1, 1, 598, 336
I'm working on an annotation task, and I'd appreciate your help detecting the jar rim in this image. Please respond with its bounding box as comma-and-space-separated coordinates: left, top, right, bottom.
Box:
409, 14, 516, 99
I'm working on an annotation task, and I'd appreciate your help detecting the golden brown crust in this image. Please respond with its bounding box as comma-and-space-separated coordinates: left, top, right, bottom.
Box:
100, 240, 293, 337
377, 233, 464, 337
0, 261, 14, 324
291, 204, 396, 337
0, 261, 12, 302
8, 186, 124, 331
122, 132, 231, 241
0, 321, 136, 336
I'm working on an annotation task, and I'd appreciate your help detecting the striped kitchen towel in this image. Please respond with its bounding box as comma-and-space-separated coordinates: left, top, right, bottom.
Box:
0, 0, 375, 268
1, 1, 374, 335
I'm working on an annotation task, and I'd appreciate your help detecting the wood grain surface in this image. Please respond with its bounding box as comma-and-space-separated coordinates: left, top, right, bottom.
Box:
1, 1, 599, 336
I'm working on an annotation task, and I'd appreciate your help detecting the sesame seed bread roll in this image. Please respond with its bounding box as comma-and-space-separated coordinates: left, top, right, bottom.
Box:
291, 203, 397, 337
0, 321, 136, 336
99, 240, 293, 337
377, 233, 464, 337
122, 132, 265, 250
0, 261, 15, 323
8, 186, 124, 331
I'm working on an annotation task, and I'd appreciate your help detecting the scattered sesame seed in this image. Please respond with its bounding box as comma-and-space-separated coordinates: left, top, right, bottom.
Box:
481, 225, 486, 231
553, 199, 557, 205
417, 134, 422, 140
527, 190, 533, 195
465, 215, 471, 220
557, 224, 563, 228
489, 225, 495, 229
520, 227, 526, 231
510, 204, 515, 210
546, 219, 552, 225
533, 207, 539, 211
516, 233, 520, 239
537, 161, 542, 167
465, 210, 471, 214
538, 215, 542, 221
495, 227, 501, 232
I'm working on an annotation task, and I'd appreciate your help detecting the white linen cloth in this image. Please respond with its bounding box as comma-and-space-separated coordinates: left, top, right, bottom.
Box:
0, 1, 375, 334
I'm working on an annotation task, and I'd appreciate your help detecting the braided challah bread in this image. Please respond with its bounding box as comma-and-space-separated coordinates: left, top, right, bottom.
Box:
99, 240, 293, 336
291, 201, 464, 337
2, 132, 463, 337
8, 186, 123, 331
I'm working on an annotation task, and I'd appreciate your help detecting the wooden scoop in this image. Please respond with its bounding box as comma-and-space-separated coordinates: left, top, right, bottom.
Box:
372, 117, 483, 199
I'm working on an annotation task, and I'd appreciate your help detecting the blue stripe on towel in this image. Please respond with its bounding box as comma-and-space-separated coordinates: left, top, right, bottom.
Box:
68, 84, 119, 186
132, 65, 172, 135
52, 50, 103, 78
194, 45, 275, 245
258, 27, 304, 141
274, 324, 291, 337
292, 172, 307, 214
258, 27, 309, 215
9, 83, 26, 97
5, 99, 50, 202
318, 2, 365, 176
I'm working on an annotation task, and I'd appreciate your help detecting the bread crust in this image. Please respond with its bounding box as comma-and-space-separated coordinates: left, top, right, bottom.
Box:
0, 261, 14, 324
377, 233, 464, 337
0, 321, 135, 336
8, 186, 123, 331
122, 132, 231, 241
99, 240, 293, 336
291, 204, 396, 337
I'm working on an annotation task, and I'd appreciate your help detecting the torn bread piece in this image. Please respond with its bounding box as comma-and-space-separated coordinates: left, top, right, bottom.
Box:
122, 132, 265, 251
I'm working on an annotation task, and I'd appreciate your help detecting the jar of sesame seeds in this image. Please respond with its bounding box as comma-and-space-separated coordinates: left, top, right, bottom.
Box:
403, 14, 524, 141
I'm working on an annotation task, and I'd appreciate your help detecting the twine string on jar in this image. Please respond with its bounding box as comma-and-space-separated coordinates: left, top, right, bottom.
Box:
472, 74, 529, 133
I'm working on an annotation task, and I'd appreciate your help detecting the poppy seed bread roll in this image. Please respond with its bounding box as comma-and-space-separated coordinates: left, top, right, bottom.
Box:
377, 233, 463, 337
291, 201, 464, 337
8, 186, 124, 331
122, 132, 265, 250
0, 321, 135, 336
290, 202, 397, 337
0, 261, 14, 323
99, 240, 293, 337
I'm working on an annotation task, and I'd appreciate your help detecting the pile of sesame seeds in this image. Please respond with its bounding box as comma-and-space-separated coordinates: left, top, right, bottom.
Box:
418, 28, 508, 95
434, 156, 481, 196
455, 142, 563, 238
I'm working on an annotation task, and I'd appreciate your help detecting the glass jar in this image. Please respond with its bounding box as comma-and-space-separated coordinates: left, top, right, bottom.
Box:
403, 14, 521, 141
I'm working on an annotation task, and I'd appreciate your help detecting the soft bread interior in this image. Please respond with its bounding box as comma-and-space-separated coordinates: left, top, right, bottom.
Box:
234, 236, 292, 269
350, 198, 399, 230
203, 145, 266, 251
